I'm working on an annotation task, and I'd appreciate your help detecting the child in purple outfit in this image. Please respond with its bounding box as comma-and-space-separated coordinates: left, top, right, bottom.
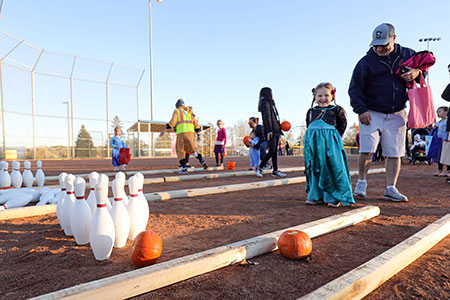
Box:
214, 120, 227, 167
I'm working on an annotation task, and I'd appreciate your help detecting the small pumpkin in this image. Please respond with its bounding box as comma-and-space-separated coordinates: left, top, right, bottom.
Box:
243, 136, 251, 146
277, 230, 312, 259
281, 121, 291, 131
131, 230, 162, 267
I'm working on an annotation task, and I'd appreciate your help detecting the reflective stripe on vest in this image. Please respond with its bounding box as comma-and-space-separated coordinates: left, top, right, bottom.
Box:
175, 108, 195, 134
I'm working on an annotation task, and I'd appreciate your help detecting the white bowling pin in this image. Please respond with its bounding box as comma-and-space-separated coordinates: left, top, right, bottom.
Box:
0, 193, 33, 211
56, 172, 68, 226
22, 161, 34, 188
35, 160, 45, 187
87, 172, 99, 214
0, 189, 25, 205
10, 161, 23, 189
111, 178, 130, 248
60, 174, 76, 236
37, 191, 55, 206
98, 174, 112, 211
127, 175, 147, 240
89, 179, 115, 260
71, 177, 92, 245
115, 172, 129, 207
135, 172, 149, 228
0, 161, 11, 188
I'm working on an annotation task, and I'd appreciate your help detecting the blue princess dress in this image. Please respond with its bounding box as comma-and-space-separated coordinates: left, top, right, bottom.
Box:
110, 135, 127, 167
304, 106, 354, 206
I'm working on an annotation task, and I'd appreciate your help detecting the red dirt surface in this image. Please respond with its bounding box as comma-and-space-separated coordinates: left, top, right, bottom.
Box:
1, 156, 449, 299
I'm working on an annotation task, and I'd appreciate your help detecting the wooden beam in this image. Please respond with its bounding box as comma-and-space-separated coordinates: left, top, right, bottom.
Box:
30, 206, 380, 300
0, 168, 386, 221
299, 214, 450, 300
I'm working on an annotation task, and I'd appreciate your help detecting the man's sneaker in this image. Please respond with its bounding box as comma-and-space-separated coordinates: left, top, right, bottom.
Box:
353, 181, 367, 197
272, 170, 287, 177
327, 202, 341, 208
383, 187, 408, 202
305, 199, 324, 205
178, 168, 188, 175
262, 164, 272, 170
255, 168, 263, 178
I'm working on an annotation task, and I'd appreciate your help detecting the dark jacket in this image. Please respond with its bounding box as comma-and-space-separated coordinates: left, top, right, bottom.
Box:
306, 105, 347, 136
259, 98, 282, 136
349, 44, 416, 115
254, 124, 265, 149
442, 83, 450, 102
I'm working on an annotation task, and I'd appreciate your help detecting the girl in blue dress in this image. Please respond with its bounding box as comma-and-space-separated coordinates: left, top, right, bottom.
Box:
304, 82, 355, 207
110, 126, 127, 171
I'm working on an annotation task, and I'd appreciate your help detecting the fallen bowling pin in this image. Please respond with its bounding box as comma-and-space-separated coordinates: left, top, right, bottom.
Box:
89, 178, 115, 260
37, 191, 55, 206
35, 160, 45, 187
87, 172, 99, 214
111, 178, 130, 248
22, 161, 34, 188
10, 161, 23, 189
0, 193, 33, 211
60, 174, 76, 236
71, 177, 92, 245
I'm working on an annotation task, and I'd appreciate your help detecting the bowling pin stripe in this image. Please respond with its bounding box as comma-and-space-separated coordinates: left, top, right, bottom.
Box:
14, 169, 19, 171
138, 189, 143, 192
114, 198, 122, 201
76, 196, 85, 200
67, 191, 75, 195
61, 188, 66, 191
97, 203, 107, 208
130, 194, 138, 197
90, 188, 95, 191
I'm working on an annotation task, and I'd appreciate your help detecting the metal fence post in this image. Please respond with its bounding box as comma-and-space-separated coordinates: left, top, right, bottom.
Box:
69, 56, 77, 159
106, 63, 113, 158
0, 62, 5, 158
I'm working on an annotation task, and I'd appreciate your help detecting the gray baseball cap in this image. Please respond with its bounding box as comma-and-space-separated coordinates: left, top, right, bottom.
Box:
175, 98, 184, 107
370, 23, 395, 46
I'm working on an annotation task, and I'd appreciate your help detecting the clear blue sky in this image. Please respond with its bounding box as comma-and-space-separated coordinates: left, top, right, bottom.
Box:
1, 0, 450, 147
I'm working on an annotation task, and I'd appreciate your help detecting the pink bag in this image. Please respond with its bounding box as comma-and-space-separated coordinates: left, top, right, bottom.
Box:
407, 74, 436, 128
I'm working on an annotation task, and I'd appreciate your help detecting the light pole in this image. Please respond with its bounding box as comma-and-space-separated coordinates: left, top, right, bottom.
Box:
148, 0, 162, 157
418, 37, 441, 84
62, 102, 70, 158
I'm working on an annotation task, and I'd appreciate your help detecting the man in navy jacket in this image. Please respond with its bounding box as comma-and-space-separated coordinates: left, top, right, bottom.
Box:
349, 23, 421, 202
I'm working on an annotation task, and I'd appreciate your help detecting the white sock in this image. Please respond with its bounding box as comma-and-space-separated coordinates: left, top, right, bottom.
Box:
387, 185, 395, 189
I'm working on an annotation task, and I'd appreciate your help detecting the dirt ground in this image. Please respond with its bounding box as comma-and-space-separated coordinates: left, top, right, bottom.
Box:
1, 155, 449, 300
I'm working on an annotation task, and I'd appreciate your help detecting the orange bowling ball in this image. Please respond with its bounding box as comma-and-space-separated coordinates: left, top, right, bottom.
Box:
281, 121, 291, 131
131, 230, 162, 268
243, 136, 251, 145
277, 230, 312, 260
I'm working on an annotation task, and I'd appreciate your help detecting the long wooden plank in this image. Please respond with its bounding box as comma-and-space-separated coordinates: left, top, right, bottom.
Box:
299, 214, 450, 300
0, 168, 385, 221
31, 206, 380, 300
44, 166, 225, 181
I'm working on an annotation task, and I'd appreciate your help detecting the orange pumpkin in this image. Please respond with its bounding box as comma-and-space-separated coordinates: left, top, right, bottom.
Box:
277, 230, 312, 259
281, 121, 291, 131
243, 136, 251, 145
131, 230, 162, 267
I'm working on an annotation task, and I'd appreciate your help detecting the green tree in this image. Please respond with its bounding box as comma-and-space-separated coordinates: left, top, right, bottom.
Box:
75, 125, 96, 158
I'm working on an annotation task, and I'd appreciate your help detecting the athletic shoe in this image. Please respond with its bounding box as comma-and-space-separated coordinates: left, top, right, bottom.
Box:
383, 187, 408, 202
444, 171, 450, 177
200, 160, 208, 169
434, 170, 443, 177
305, 199, 324, 205
446, 178, 450, 184
247, 167, 254, 171
255, 168, 263, 178
327, 202, 341, 208
353, 181, 367, 198
272, 170, 287, 177
178, 168, 188, 175
262, 164, 272, 170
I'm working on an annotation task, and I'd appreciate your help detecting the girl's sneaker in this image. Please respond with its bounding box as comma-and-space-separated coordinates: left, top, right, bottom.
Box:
272, 170, 287, 177
444, 171, 450, 177
305, 199, 324, 205
434, 170, 443, 177
255, 168, 263, 178
327, 202, 341, 208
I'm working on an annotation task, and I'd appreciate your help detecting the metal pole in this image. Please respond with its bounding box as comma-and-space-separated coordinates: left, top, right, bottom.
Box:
30, 49, 44, 159
69, 56, 77, 159
106, 63, 113, 158
136, 69, 145, 158
0, 62, 6, 159
149, 0, 155, 157
63, 102, 70, 158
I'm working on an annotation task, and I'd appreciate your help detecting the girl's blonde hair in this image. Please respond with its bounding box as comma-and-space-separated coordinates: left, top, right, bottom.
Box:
311, 82, 336, 107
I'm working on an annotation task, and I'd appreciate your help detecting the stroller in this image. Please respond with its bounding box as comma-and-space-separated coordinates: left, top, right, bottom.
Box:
409, 128, 431, 164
